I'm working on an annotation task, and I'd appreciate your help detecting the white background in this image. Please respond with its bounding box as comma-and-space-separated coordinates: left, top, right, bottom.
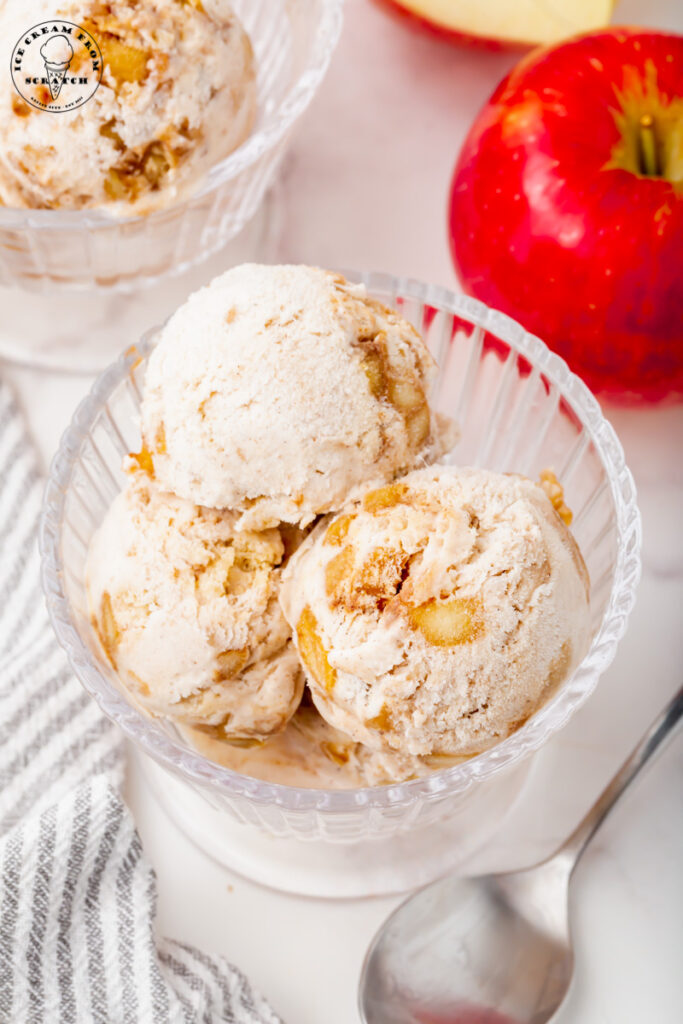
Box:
4, 1, 683, 1021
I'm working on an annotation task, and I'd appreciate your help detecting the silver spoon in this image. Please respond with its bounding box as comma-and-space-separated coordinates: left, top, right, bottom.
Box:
360, 687, 683, 1024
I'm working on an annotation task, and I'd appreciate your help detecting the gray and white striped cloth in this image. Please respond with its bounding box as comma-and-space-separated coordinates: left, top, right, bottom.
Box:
0, 381, 283, 1024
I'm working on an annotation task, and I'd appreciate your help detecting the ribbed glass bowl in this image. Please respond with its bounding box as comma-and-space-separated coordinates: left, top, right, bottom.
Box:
0, 0, 342, 292
40, 273, 641, 897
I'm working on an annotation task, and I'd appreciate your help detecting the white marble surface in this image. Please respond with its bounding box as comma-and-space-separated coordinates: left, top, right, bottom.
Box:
3, 1, 683, 1021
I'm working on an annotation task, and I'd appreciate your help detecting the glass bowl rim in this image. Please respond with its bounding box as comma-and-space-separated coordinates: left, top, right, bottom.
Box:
39, 271, 642, 812
0, 0, 344, 231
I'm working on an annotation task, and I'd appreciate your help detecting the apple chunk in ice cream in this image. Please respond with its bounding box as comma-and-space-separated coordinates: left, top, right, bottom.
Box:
0, 0, 256, 212
141, 264, 457, 529
86, 471, 304, 743
280, 467, 591, 759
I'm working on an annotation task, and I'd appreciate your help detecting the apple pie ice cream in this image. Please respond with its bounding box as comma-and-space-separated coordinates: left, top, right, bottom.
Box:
280, 466, 591, 758
141, 264, 457, 529
0, 0, 256, 213
79, 261, 595, 788
86, 471, 304, 743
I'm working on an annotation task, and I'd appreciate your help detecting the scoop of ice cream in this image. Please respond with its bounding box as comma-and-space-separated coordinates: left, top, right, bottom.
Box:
280, 466, 591, 758
86, 471, 304, 742
141, 264, 456, 529
0, 0, 256, 212
40, 36, 73, 67
182, 703, 438, 789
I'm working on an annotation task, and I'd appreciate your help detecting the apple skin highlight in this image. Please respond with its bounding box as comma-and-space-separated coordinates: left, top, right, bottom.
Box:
449, 29, 683, 403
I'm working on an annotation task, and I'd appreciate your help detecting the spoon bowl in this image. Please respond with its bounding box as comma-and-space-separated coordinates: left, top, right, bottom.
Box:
361, 859, 573, 1024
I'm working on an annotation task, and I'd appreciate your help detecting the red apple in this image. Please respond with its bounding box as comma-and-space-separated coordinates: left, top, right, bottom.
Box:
448, 28, 683, 402
374, 0, 614, 50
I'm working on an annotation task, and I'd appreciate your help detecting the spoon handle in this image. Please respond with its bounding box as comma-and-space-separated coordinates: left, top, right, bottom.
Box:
557, 686, 683, 870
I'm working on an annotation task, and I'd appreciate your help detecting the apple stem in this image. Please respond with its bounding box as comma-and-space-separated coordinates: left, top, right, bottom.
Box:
638, 114, 660, 177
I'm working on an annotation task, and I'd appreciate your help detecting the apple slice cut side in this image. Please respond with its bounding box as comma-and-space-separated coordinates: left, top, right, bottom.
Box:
380, 0, 615, 48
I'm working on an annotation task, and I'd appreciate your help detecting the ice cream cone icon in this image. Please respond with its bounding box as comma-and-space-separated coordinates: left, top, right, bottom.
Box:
40, 36, 74, 100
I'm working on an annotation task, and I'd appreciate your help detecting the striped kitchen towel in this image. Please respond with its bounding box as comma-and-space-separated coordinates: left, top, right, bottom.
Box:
0, 380, 283, 1024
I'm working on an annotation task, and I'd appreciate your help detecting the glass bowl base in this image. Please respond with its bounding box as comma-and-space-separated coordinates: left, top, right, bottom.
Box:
139, 753, 533, 899
0, 189, 281, 375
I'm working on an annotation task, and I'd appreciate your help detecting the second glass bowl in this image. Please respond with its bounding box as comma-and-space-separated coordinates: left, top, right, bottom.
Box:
0, 0, 343, 291
0, 0, 343, 371
40, 273, 641, 897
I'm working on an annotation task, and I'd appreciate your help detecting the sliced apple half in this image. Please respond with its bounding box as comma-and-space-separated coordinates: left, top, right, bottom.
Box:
377, 0, 615, 48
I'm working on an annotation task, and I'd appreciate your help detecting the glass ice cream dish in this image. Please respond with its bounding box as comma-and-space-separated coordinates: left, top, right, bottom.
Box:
40, 272, 641, 898
0, 0, 342, 371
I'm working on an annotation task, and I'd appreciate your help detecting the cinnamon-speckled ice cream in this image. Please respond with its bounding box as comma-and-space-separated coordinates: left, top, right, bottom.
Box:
141, 264, 457, 528
0, 0, 256, 213
280, 466, 591, 758
86, 471, 303, 742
